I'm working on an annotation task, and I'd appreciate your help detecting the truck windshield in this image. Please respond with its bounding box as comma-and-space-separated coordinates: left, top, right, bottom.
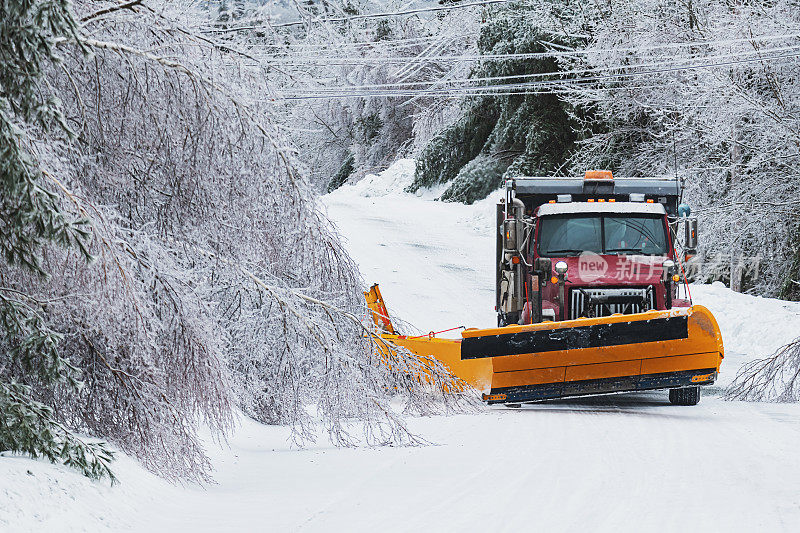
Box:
537, 214, 668, 256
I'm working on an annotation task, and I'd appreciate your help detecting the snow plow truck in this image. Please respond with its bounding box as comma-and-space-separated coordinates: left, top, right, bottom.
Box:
366, 171, 724, 406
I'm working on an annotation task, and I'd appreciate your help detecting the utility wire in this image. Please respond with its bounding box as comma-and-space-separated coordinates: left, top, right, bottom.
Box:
268, 84, 668, 101
273, 43, 800, 94
250, 33, 800, 65
202, 0, 512, 33
271, 48, 800, 100
253, 34, 473, 52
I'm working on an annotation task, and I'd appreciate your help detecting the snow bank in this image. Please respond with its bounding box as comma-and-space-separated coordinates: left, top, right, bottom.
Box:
690, 282, 800, 386
336, 159, 417, 198
0, 448, 171, 532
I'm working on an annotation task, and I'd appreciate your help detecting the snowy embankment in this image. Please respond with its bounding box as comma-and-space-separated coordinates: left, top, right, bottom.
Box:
4, 160, 800, 532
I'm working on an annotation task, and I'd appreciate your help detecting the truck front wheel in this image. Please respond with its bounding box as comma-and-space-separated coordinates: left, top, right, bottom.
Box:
669, 386, 700, 406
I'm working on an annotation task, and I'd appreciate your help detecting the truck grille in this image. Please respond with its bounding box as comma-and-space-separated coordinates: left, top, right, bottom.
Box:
569, 287, 655, 319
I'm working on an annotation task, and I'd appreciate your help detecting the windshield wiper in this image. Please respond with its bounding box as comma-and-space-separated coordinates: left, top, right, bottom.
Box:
605, 247, 659, 255
544, 249, 584, 256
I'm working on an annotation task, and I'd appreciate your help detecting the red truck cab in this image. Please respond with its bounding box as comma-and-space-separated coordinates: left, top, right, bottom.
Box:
496, 173, 696, 327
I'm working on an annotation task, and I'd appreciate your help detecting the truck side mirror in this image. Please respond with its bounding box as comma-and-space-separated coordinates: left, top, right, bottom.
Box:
684, 217, 698, 251
503, 219, 518, 252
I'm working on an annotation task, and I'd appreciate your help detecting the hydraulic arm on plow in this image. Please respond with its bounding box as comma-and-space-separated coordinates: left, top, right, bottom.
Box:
366, 171, 723, 406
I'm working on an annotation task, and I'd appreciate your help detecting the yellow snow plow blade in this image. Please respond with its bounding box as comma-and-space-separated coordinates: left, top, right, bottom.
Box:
463, 305, 724, 404
364, 285, 491, 391
365, 285, 724, 403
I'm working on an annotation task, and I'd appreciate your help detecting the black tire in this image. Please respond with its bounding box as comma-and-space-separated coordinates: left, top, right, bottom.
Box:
668, 388, 679, 404
669, 386, 700, 406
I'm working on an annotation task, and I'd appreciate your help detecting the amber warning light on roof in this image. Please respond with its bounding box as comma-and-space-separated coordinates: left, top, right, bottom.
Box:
584, 170, 614, 180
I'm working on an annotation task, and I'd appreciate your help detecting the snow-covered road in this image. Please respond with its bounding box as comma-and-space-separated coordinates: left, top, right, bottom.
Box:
319, 160, 800, 531
323, 159, 498, 336
4, 160, 800, 532
117, 396, 800, 531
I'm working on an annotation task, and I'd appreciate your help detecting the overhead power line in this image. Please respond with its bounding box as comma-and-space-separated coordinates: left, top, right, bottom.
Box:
249, 32, 800, 65
274, 43, 800, 93
271, 48, 800, 100
252, 34, 474, 52
202, 0, 511, 33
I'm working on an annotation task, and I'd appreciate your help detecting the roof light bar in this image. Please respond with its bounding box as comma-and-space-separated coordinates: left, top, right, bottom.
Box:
584, 170, 614, 180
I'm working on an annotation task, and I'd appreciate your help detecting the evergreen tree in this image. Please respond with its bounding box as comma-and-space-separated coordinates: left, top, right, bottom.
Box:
327, 152, 355, 192
408, 3, 582, 203
0, 0, 114, 480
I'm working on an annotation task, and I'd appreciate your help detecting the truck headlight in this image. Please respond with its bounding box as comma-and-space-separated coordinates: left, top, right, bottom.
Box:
554, 261, 568, 275
662, 260, 676, 283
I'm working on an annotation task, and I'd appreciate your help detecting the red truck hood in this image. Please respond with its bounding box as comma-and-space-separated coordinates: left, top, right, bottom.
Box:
554, 253, 669, 286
